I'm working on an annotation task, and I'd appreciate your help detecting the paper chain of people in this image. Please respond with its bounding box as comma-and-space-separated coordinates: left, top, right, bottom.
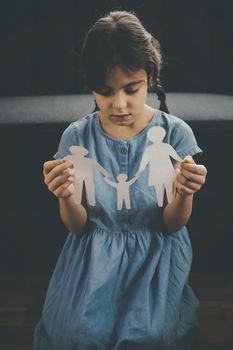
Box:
64, 126, 182, 209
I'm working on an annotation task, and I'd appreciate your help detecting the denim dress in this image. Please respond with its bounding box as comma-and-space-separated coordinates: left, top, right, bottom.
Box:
33, 110, 202, 350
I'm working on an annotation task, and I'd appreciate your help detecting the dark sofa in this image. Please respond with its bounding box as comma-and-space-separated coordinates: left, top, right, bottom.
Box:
1, 92, 233, 282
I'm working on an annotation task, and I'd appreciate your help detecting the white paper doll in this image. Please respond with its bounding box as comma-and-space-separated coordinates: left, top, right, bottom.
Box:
65, 146, 110, 206
104, 173, 138, 210
136, 126, 182, 207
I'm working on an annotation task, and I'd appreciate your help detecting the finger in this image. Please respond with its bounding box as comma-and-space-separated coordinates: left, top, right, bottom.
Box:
43, 159, 66, 175
176, 183, 195, 196
53, 179, 74, 198
176, 172, 203, 192
182, 155, 195, 164
48, 173, 74, 193
180, 168, 206, 185
43, 159, 73, 176
180, 163, 207, 176
44, 161, 73, 185
175, 167, 181, 176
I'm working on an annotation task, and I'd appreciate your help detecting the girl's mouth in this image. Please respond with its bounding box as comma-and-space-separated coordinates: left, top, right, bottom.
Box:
111, 114, 131, 121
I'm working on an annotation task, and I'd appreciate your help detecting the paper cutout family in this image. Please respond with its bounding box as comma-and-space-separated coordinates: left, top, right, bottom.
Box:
64, 126, 182, 209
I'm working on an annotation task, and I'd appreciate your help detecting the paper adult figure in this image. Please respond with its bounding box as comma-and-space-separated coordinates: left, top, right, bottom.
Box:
136, 126, 182, 207
65, 146, 110, 206
104, 174, 138, 210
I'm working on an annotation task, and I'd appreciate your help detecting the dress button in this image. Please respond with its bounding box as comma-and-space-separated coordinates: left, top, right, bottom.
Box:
120, 147, 127, 155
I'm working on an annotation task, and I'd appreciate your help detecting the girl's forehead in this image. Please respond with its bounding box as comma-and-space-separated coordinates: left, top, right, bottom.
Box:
104, 66, 147, 87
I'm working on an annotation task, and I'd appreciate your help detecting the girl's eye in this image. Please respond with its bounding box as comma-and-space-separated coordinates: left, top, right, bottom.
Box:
97, 89, 113, 97
125, 89, 139, 95
96, 88, 139, 96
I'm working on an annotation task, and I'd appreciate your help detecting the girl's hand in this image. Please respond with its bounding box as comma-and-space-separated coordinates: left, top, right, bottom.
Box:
175, 156, 207, 196
43, 159, 74, 198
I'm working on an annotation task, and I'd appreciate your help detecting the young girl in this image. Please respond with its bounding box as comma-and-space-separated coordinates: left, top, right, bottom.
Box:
33, 10, 207, 350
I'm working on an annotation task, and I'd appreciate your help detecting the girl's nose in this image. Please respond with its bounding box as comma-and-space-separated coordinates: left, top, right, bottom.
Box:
112, 92, 127, 110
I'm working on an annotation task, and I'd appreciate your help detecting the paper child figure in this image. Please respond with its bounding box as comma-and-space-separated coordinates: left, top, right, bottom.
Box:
65, 146, 110, 206
104, 173, 138, 210
136, 126, 182, 207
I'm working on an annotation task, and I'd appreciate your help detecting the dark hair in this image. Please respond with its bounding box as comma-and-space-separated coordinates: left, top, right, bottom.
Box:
81, 10, 169, 113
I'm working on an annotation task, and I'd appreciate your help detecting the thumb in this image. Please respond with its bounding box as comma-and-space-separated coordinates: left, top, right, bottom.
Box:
182, 155, 194, 164
175, 167, 181, 177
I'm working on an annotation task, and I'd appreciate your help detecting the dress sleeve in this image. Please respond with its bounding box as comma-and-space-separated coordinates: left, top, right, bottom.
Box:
53, 123, 77, 159
170, 118, 203, 161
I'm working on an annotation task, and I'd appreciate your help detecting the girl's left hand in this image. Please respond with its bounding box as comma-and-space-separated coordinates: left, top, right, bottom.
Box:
175, 156, 207, 196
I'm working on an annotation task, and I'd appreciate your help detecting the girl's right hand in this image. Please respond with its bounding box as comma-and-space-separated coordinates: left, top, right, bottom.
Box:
43, 159, 74, 198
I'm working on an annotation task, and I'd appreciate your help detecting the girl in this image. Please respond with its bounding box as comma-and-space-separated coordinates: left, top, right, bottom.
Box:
33, 10, 207, 350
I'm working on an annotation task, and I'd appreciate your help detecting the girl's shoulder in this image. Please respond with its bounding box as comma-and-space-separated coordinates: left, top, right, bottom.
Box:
64, 112, 97, 136
155, 111, 202, 159
157, 110, 190, 130
155, 110, 194, 140
54, 112, 97, 159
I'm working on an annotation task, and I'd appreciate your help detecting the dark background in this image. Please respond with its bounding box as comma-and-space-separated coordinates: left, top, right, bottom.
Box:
0, 0, 233, 97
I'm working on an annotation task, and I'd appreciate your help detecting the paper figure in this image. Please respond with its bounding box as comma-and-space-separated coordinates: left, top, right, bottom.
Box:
65, 146, 110, 206
136, 126, 182, 207
104, 174, 138, 210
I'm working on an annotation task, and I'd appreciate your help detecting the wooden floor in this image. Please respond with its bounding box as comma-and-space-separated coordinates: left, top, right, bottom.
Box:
0, 271, 233, 349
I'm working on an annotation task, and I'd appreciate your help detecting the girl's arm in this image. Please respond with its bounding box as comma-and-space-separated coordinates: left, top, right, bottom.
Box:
58, 195, 87, 235
162, 156, 207, 234
43, 159, 87, 235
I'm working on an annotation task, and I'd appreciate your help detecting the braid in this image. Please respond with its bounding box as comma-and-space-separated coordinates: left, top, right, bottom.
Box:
156, 80, 169, 114
92, 100, 100, 113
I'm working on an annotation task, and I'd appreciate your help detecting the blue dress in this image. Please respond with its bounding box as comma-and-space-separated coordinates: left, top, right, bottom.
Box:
33, 110, 202, 350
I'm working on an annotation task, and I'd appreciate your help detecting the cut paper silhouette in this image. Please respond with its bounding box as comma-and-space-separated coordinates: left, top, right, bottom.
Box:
136, 126, 182, 207
104, 174, 139, 210
65, 146, 110, 206
64, 127, 182, 209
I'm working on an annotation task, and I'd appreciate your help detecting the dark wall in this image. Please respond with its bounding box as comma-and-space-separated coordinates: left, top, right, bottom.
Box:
0, 0, 233, 97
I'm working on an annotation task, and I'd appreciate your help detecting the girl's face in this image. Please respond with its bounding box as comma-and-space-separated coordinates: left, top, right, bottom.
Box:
92, 66, 151, 128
